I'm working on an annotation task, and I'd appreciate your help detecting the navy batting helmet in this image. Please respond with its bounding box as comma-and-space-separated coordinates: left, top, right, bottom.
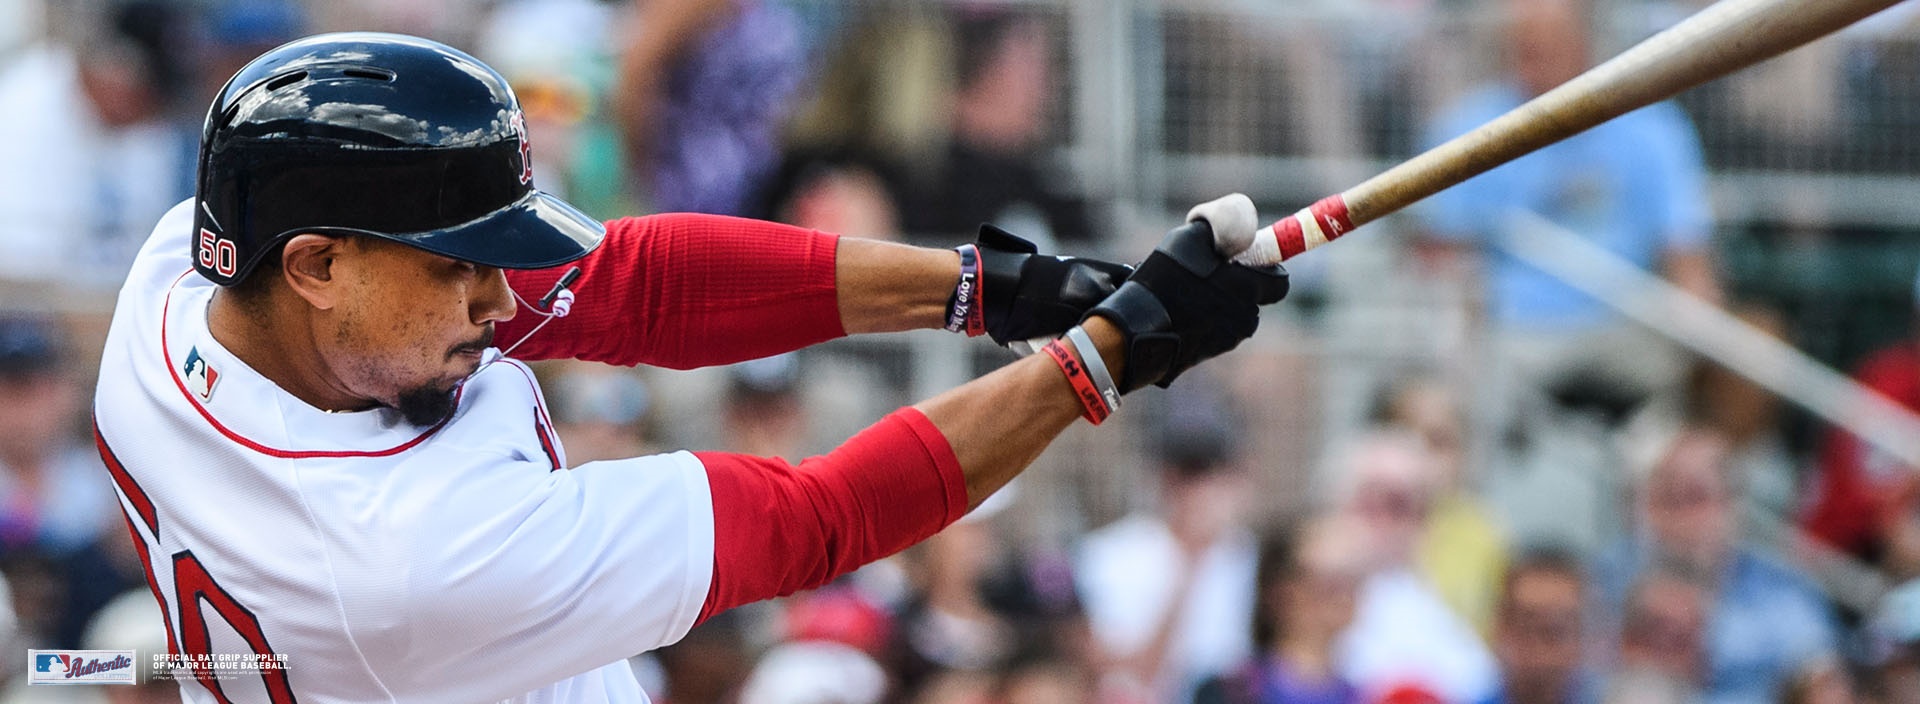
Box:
192, 32, 603, 286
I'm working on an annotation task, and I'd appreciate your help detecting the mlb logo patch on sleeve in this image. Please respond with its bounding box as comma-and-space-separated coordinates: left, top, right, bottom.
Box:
26, 650, 137, 685
184, 346, 220, 401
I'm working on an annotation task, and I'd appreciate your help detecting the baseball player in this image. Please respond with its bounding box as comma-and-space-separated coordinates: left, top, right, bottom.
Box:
92, 33, 1287, 703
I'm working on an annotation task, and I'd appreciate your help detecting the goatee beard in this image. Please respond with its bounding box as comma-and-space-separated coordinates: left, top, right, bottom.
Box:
395, 383, 459, 427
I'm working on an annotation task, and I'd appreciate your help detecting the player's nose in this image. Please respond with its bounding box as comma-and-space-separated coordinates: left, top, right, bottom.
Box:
472, 266, 516, 325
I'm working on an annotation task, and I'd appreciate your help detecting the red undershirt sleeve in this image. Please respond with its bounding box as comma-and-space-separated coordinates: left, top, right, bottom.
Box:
692, 407, 969, 624
499, 213, 845, 369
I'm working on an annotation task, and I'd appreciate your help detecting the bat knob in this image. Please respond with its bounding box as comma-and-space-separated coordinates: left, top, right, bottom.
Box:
1185, 193, 1259, 257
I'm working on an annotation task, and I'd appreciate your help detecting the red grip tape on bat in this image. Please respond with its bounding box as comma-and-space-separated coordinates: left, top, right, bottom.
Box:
1269, 195, 1354, 262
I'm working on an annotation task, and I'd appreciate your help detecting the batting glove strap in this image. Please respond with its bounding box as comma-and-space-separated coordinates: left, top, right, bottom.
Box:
1087, 220, 1289, 392
975, 224, 1133, 346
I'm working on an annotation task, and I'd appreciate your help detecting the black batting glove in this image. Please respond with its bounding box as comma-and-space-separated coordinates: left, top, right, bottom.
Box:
964, 225, 1133, 346
1085, 220, 1289, 392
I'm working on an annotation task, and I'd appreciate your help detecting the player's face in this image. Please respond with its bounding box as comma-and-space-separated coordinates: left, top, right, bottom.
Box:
324, 238, 516, 426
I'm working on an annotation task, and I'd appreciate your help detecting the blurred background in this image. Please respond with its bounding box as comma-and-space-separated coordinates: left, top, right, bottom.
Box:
4, 0, 1920, 703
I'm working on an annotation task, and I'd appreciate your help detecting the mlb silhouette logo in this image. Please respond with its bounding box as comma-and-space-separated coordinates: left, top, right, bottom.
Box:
184, 347, 220, 401
34, 653, 66, 673
26, 650, 135, 685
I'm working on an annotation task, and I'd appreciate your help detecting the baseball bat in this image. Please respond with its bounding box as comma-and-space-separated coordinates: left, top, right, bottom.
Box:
1218, 0, 1905, 265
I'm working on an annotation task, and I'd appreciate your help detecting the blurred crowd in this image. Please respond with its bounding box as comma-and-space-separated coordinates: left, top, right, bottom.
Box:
3, 1, 1920, 704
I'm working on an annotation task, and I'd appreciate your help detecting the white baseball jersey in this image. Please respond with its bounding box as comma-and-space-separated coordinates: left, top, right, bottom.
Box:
94, 199, 716, 703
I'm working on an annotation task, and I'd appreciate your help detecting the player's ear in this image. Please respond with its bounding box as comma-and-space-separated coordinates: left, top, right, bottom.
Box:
279, 234, 344, 311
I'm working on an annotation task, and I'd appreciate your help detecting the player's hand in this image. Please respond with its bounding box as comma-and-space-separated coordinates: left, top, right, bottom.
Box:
973, 225, 1133, 346
1085, 220, 1289, 392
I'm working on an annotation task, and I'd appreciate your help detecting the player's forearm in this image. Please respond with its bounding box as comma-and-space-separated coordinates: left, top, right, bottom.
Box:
693, 318, 1122, 624
834, 237, 960, 334
914, 317, 1124, 508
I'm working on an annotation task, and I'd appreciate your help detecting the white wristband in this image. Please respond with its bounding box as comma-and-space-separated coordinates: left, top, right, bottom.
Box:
1065, 325, 1122, 415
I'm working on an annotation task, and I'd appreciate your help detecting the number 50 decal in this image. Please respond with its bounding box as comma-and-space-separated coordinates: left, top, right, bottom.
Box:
97, 426, 297, 703
174, 551, 298, 703
197, 229, 238, 278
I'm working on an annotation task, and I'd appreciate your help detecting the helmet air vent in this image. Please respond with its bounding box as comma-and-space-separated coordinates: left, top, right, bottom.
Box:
263, 71, 307, 92
341, 68, 396, 82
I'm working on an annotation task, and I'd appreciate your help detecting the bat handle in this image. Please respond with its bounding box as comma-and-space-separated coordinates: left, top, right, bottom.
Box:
1186, 194, 1261, 259
1012, 192, 1259, 357
1231, 194, 1357, 267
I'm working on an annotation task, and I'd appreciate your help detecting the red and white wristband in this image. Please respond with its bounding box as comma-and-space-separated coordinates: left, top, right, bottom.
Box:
944, 244, 985, 336
1043, 325, 1121, 424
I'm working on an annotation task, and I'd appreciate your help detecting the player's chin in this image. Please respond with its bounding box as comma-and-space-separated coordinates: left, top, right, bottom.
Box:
393, 379, 461, 427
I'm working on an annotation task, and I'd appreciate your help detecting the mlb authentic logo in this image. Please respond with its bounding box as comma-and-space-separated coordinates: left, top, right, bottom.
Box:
27, 650, 136, 685
184, 346, 220, 401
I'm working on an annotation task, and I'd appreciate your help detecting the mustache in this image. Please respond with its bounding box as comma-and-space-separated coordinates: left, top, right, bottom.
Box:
448, 326, 496, 359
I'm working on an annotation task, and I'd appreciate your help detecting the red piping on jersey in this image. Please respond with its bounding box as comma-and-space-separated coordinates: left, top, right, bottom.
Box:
159, 271, 452, 458
115, 509, 184, 657
498, 358, 563, 470
97, 421, 157, 533
95, 422, 184, 657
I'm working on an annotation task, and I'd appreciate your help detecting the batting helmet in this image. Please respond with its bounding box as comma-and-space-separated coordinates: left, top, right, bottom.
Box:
192, 32, 603, 286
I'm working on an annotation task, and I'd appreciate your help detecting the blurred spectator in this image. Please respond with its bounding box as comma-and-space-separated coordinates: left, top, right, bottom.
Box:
476, 0, 633, 218
83, 589, 174, 703
1372, 374, 1508, 633
0, 315, 133, 648
1594, 670, 1697, 704
1595, 426, 1840, 704
1778, 658, 1856, 704
1196, 513, 1369, 704
651, 609, 753, 704
0, 0, 41, 58
991, 652, 1093, 704
1329, 430, 1499, 703
1479, 547, 1594, 704
781, 5, 949, 160
1872, 577, 1920, 704
306, 0, 487, 49
546, 364, 657, 464
0, 1, 197, 288
1802, 266, 1920, 579
1609, 566, 1711, 700
1076, 382, 1256, 704
889, 490, 1018, 701
613, 0, 805, 215
1419, 0, 1717, 553
785, 585, 891, 661
899, 9, 1090, 248
196, 0, 306, 107
734, 585, 893, 704
1682, 305, 1798, 526
722, 354, 805, 461
1424, 0, 1718, 312
1596, 672, 1697, 704
0, 317, 104, 552
756, 148, 904, 240
739, 638, 887, 704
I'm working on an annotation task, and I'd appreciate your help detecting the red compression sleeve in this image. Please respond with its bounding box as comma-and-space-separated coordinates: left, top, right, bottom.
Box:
693, 408, 968, 624
499, 213, 844, 369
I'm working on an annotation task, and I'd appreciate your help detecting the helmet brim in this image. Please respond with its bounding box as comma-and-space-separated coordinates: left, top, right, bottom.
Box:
385, 190, 605, 270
